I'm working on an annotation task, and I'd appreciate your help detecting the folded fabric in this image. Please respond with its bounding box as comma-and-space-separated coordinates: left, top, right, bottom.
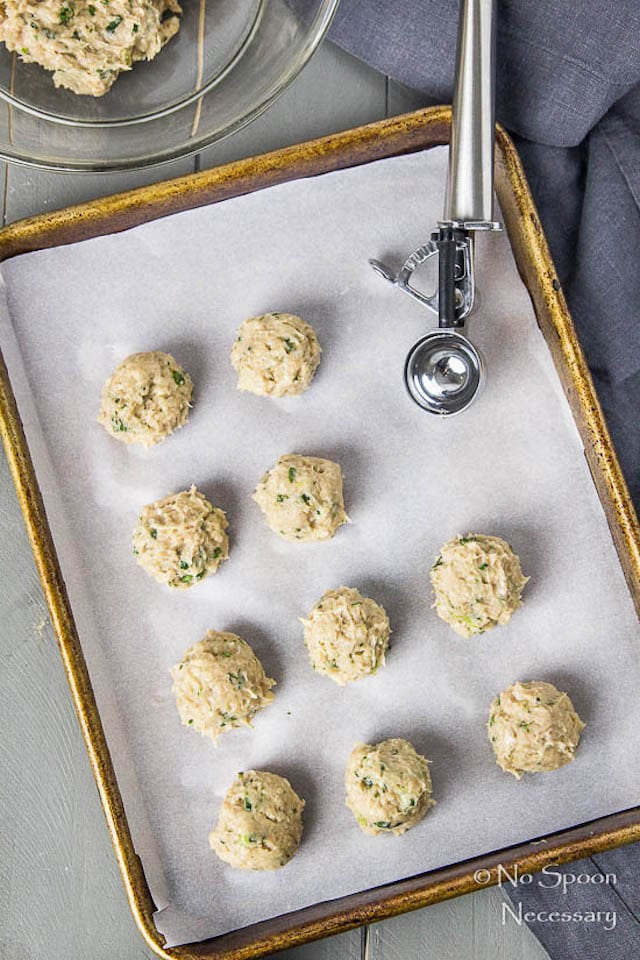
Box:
501, 847, 640, 958
328, 3, 640, 958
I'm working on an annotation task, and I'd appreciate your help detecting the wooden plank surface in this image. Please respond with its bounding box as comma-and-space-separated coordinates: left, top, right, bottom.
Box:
0, 41, 549, 960
366, 889, 550, 960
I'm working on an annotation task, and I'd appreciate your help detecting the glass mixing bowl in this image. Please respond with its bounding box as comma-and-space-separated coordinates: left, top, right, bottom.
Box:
0, 0, 339, 171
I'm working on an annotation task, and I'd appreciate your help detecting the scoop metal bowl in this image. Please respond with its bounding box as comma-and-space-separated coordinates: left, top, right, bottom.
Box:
405, 330, 484, 415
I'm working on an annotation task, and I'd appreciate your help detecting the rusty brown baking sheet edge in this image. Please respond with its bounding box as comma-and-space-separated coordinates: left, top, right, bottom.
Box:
0, 107, 639, 960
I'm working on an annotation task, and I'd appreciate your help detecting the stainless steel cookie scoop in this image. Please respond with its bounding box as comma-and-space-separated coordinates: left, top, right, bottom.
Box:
404, 330, 484, 414
370, 0, 501, 415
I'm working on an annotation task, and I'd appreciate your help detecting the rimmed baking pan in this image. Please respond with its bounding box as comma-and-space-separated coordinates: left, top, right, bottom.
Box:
0, 106, 639, 959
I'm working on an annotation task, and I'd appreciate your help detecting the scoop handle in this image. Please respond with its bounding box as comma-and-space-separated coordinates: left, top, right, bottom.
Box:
443, 0, 499, 228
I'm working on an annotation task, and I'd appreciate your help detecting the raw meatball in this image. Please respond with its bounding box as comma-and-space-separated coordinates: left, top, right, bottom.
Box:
430, 534, 528, 638
253, 454, 349, 542
345, 738, 435, 836
230, 312, 321, 397
301, 586, 390, 685
132, 485, 228, 588
488, 680, 585, 779
0, 0, 181, 97
209, 771, 305, 870
170, 631, 275, 743
99, 350, 192, 448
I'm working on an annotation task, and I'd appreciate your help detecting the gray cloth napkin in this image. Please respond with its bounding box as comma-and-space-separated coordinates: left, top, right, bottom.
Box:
327, 2, 640, 957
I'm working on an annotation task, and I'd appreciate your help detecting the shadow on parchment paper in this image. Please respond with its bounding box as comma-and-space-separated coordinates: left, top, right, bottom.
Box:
224, 617, 285, 693
355, 575, 415, 655
196, 476, 242, 536
303, 441, 373, 521
459, 517, 544, 603
276, 295, 336, 363
260, 757, 321, 842
362, 726, 461, 812
159, 335, 213, 396
543, 668, 598, 735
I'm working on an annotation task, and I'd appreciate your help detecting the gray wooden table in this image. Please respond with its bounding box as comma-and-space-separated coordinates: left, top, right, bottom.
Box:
0, 41, 551, 960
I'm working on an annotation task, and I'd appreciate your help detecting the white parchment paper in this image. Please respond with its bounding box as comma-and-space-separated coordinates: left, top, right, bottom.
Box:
1, 148, 639, 947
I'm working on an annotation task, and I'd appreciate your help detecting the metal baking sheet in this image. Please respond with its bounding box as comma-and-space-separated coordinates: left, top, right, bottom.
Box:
0, 109, 639, 959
